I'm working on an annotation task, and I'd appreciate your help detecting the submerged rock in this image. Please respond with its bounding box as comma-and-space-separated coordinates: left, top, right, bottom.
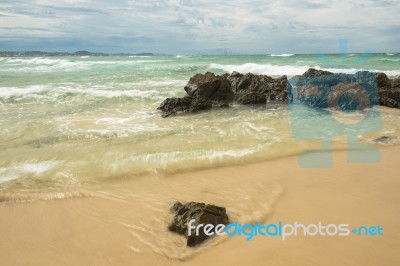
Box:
168, 201, 229, 247
158, 96, 212, 117
373, 135, 397, 144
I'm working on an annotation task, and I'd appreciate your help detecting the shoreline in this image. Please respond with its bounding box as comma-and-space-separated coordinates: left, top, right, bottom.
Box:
1, 145, 399, 265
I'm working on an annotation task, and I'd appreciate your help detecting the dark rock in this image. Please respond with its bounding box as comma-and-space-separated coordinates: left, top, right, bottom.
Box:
376, 72, 391, 88
392, 76, 400, 88
377, 73, 400, 108
290, 69, 379, 110
158, 69, 400, 117
168, 201, 229, 247
158, 71, 291, 116
184, 72, 234, 103
227, 72, 292, 104
374, 135, 396, 144
302, 68, 333, 77
327, 83, 370, 110
158, 96, 191, 117
157, 95, 212, 117
379, 87, 400, 108
158, 72, 233, 117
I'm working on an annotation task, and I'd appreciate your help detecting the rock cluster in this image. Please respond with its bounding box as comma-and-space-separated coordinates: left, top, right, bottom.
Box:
158, 72, 291, 117
289, 69, 380, 110
158, 69, 400, 116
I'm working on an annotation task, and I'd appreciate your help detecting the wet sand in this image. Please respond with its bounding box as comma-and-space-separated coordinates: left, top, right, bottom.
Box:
0, 145, 399, 265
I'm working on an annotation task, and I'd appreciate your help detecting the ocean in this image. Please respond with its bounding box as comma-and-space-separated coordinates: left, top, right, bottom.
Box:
1, 53, 400, 197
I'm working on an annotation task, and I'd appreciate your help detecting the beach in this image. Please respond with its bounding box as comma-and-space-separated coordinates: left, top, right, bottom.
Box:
0, 54, 400, 265
0, 145, 399, 265
1, 0, 400, 264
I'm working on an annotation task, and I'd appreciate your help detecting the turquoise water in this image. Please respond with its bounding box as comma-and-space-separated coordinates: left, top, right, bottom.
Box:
0, 54, 399, 195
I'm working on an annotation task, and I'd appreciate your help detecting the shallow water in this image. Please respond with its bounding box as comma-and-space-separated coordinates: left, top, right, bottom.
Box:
0, 54, 399, 196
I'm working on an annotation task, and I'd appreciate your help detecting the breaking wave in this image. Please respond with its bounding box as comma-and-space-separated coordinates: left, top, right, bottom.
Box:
0, 83, 180, 101
269, 54, 295, 57
209, 63, 400, 77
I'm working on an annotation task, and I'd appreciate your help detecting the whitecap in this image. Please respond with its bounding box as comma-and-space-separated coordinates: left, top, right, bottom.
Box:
0, 84, 178, 101
0, 160, 62, 185
209, 63, 400, 77
209, 63, 310, 76
269, 54, 295, 57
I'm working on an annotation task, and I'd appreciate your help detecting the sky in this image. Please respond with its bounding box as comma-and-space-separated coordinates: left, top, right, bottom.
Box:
0, 0, 399, 54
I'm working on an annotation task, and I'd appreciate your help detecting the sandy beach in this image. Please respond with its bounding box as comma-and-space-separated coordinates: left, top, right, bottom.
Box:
1, 144, 399, 266
1, 0, 400, 265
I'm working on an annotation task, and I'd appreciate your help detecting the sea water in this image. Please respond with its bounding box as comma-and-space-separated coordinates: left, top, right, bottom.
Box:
1, 53, 400, 195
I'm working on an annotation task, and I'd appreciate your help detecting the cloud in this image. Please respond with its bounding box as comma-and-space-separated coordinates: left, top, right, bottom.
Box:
0, 0, 399, 53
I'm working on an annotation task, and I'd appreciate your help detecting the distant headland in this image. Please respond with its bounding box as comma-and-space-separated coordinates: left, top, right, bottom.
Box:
0, 50, 154, 57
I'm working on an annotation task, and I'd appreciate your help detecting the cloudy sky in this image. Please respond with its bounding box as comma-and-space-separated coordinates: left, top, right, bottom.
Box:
0, 0, 399, 54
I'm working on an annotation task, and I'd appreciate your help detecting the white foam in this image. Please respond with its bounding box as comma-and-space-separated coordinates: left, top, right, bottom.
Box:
0, 160, 62, 184
0, 84, 177, 101
1, 57, 169, 73
128, 55, 150, 58
209, 63, 311, 76
377, 58, 400, 62
209, 63, 400, 77
270, 54, 295, 57
0, 85, 50, 99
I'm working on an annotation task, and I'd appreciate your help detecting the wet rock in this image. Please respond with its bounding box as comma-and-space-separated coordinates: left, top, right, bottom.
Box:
378, 87, 400, 108
327, 83, 371, 110
392, 76, 400, 88
158, 71, 291, 116
157, 95, 212, 117
290, 69, 379, 110
302, 68, 333, 77
158, 69, 400, 117
227, 72, 292, 104
158, 72, 233, 117
373, 135, 396, 144
184, 72, 234, 103
376, 72, 391, 88
168, 201, 229, 247
376, 73, 400, 108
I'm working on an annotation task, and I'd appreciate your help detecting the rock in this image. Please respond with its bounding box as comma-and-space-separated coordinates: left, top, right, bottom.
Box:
290, 69, 379, 110
158, 69, 400, 117
168, 201, 229, 247
227, 72, 292, 104
376, 73, 400, 108
158, 71, 291, 116
184, 72, 234, 103
302, 68, 333, 77
392, 76, 400, 88
327, 83, 370, 110
158, 72, 233, 117
378, 87, 400, 108
158, 96, 212, 117
376, 72, 391, 88
374, 135, 396, 144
